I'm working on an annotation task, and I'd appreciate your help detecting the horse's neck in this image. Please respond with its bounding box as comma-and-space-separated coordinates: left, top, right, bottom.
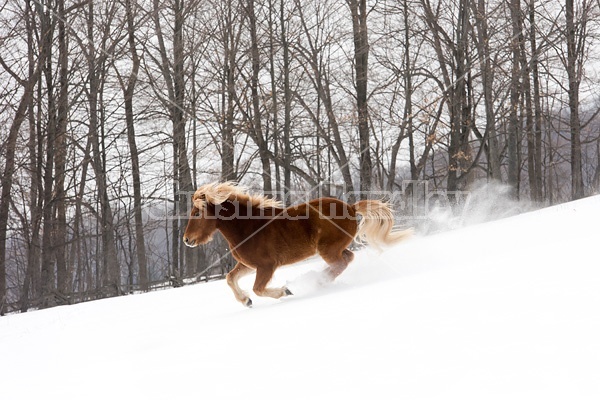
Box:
213, 201, 279, 246
211, 201, 250, 245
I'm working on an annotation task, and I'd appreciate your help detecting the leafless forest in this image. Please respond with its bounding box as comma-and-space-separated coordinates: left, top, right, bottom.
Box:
1, 0, 599, 314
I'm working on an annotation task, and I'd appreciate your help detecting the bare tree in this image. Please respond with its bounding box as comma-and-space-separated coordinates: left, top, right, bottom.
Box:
528, 0, 544, 201
18, 0, 44, 312
471, 0, 502, 182
293, 0, 357, 201
54, 0, 69, 295
565, 0, 585, 199
280, 0, 293, 201
38, 0, 58, 303
508, 0, 523, 197
245, 0, 273, 192
220, 0, 242, 183
115, 0, 149, 291
348, 0, 372, 196
149, 0, 197, 279
385, 0, 415, 191
84, 0, 122, 295
0, 44, 42, 314
420, 0, 473, 193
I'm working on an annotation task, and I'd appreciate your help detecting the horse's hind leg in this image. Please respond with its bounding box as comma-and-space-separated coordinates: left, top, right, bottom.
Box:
252, 266, 293, 300
227, 262, 254, 307
322, 248, 354, 281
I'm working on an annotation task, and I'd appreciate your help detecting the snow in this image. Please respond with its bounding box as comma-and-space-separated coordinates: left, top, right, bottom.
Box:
1, 195, 600, 399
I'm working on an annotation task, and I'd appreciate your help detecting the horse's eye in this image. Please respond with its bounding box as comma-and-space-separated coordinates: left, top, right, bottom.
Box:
192, 208, 200, 217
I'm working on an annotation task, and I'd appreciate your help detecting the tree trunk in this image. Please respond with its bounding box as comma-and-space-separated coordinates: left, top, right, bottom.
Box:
565, 0, 584, 200
348, 0, 372, 196
516, 8, 537, 201
152, 0, 195, 278
268, 0, 282, 199
508, 0, 522, 198
447, 0, 471, 193
123, 0, 148, 291
221, 3, 236, 182
173, 0, 195, 277
388, 0, 412, 191
421, 0, 471, 194
472, 0, 501, 181
529, 0, 544, 201
0, 62, 41, 314
247, 0, 272, 193
19, 0, 43, 312
40, 2, 57, 303
87, 0, 120, 295
593, 140, 600, 192
54, 0, 69, 295
281, 0, 292, 203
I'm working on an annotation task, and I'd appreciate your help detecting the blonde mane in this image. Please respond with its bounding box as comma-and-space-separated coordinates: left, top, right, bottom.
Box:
192, 181, 283, 210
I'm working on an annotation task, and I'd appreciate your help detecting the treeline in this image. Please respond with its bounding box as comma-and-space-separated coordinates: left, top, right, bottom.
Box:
1, 0, 599, 313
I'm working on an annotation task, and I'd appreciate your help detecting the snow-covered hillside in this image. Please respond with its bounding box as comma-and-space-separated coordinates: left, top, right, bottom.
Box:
1, 195, 599, 400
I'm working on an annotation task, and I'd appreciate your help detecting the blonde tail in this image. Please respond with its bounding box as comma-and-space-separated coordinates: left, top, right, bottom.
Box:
353, 200, 413, 249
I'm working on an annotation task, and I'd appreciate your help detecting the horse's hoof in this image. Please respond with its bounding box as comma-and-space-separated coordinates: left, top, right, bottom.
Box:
244, 298, 253, 308
284, 287, 293, 296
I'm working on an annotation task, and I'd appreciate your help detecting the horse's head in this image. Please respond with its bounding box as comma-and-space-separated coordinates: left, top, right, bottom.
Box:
183, 181, 281, 247
182, 192, 217, 247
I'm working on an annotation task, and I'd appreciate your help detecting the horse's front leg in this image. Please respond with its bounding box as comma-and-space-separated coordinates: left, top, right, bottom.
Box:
252, 266, 293, 301
226, 262, 254, 307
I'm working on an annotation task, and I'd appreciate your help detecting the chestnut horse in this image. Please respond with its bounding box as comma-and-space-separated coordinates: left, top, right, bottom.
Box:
183, 182, 411, 307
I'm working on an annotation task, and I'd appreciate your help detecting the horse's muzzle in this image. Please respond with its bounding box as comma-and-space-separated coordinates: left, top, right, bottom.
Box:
183, 236, 197, 247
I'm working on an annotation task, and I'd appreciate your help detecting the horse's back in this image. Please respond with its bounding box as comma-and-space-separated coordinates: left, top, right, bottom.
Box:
302, 197, 358, 249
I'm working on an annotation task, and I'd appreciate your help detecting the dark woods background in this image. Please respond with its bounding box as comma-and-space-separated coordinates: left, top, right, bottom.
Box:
1, 0, 599, 314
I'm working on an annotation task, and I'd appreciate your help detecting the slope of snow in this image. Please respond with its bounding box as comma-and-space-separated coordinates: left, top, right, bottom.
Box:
1, 195, 599, 399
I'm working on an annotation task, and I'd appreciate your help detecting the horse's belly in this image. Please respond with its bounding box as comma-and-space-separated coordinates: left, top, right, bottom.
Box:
232, 232, 316, 268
